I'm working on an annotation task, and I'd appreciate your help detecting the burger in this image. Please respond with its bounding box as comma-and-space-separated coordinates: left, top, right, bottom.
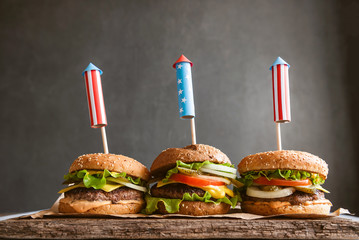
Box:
237, 150, 332, 216
144, 144, 241, 216
58, 153, 150, 214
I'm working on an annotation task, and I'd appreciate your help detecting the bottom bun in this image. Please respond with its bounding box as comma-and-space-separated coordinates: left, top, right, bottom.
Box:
59, 198, 145, 214
241, 199, 332, 217
158, 201, 231, 216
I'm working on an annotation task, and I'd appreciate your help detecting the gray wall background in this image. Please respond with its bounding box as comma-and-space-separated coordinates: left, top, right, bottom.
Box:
1, 0, 358, 214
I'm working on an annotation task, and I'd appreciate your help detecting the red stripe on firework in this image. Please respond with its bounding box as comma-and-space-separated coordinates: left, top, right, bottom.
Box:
85, 72, 94, 126
272, 68, 276, 122
276, 65, 283, 120
96, 71, 107, 123
91, 70, 103, 126
284, 65, 290, 120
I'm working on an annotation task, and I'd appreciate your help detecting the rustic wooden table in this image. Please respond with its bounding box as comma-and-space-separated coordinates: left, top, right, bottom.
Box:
0, 214, 358, 239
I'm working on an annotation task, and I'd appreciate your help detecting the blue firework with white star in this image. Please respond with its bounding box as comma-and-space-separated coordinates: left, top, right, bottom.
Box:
175, 62, 195, 119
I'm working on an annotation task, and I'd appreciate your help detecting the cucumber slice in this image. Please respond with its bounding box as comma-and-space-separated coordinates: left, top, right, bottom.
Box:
201, 164, 237, 174
107, 177, 147, 192
200, 168, 237, 179
295, 185, 330, 194
177, 167, 198, 175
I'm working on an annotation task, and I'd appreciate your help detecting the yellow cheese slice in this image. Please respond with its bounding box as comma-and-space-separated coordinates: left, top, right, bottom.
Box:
101, 183, 123, 192
201, 185, 234, 199
58, 183, 85, 193
157, 180, 176, 188
156, 180, 234, 199
58, 182, 123, 193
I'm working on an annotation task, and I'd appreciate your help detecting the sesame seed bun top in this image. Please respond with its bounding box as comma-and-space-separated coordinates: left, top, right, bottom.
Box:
237, 150, 328, 178
69, 153, 150, 181
150, 144, 231, 178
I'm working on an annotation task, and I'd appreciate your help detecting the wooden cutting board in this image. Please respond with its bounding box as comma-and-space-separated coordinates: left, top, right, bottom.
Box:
0, 216, 358, 239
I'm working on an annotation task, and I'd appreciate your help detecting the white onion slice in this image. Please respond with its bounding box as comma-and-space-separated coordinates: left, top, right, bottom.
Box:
192, 174, 231, 185
200, 168, 237, 179
121, 182, 147, 192
201, 164, 237, 174
107, 177, 147, 192
246, 186, 295, 199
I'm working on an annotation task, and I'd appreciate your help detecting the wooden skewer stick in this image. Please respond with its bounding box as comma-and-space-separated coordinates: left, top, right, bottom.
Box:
190, 118, 197, 145
101, 127, 109, 154
276, 122, 282, 151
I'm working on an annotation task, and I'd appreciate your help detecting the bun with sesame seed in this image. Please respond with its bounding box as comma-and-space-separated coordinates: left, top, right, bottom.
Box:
144, 144, 238, 216
150, 144, 231, 179
237, 150, 331, 216
238, 150, 328, 178
69, 153, 150, 181
58, 153, 149, 214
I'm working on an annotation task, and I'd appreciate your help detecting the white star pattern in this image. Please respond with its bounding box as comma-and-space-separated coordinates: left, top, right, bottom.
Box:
178, 89, 183, 95
181, 97, 187, 103
177, 79, 182, 84
179, 108, 183, 113
185, 74, 191, 80
177, 64, 183, 69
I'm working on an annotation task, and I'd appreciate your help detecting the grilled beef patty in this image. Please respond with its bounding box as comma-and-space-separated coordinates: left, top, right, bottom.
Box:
65, 187, 143, 203
151, 183, 206, 199
243, 190, 324, 205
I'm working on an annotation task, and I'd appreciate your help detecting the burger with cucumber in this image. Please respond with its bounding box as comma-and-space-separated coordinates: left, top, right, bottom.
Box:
58, 153, 150, 214
144, 144, 241, 216
237, 150, 332, 216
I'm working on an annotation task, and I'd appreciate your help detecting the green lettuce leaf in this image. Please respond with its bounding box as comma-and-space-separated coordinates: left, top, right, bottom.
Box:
239, 169, 325, 187
144, 195, 182, 214
63, 169, 145, 190
162, 160, 235, 183
143, 191, 240, 214
83, 171, 106, 189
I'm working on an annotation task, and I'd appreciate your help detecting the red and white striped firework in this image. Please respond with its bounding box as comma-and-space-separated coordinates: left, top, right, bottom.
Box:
83, 63, 107, 128
82, 63, 109, 154
270, 57, 291, 123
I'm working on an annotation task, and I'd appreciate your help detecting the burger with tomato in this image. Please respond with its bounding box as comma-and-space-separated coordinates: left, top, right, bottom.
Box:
58, 153, 150, 214
144, 144, 241, 216
237, 150, 332, 216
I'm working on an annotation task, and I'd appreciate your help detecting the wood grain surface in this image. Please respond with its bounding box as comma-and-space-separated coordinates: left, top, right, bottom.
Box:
0, 217, 358, 239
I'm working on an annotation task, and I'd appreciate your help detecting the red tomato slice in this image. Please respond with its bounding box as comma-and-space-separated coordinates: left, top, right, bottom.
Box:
253, 177, 311, 186
169, 173, 225, 187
